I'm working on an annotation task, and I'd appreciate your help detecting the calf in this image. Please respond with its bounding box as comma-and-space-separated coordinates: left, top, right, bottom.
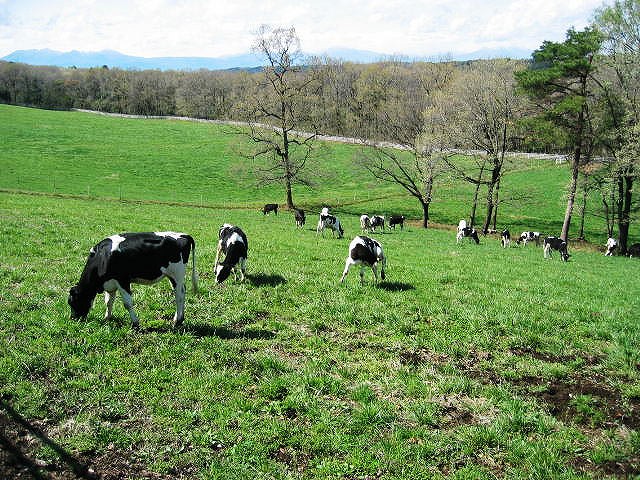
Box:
456, 220, 480, 244
340, 236, 386, 284
360, 214, 372, 232
628, 243, 640, 257
263, 203, 278, 215
215, 224, 248, 283
370, 215, 385, 232
500, 229, 511, 248
388, 215, 405, 230
68, 232, 198, 328
543, 236, 570, 262
604, 237, 617, 256
317, 212, 344, 238
293, 208, 306, 228
517, 231, 540, 246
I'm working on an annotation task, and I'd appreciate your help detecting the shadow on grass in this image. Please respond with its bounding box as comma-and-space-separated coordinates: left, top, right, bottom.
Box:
247, 273, 287, 287
185, 323, 276, 340
377, 281, 415, 291
0, 396, 98, 479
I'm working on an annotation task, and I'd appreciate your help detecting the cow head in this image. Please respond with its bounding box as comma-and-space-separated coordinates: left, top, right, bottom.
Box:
215, 263, 232, 284
68, 285, 92, 319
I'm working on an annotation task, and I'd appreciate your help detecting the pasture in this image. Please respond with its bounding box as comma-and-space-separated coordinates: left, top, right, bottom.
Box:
1, 105, 639, 478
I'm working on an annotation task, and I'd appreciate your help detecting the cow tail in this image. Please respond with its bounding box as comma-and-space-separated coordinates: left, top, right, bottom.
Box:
190, 236, 199, 293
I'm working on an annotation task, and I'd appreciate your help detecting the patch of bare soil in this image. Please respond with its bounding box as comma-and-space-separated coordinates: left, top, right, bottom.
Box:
269, 445, 313, 474
0, 396, 190, 480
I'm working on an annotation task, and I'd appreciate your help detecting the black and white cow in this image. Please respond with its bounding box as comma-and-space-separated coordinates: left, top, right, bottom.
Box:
214, 224, 248, 283
605, 237, 617, 256
360, 214, 372, 232
293, 208, 306, 228
370, 215, 385, 232
500, 229, 511, 248
517, 231, 541, 246
263, 203, 278, 215
68, 232, 198, 328
543, 236, 570, 262
317, 212, 344, 238
456, 220, 480, 244
388, 215, 405, 230
627, 243, 640, 257
340, 236, 386, 284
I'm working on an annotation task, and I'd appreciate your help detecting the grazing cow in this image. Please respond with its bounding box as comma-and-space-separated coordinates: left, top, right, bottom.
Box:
370, 215, 385, 232
68, 232, 198, 328
317, 212, 344, 238
214, 224, 248, 283
321, 207, 330, 216
340, 236, 386, 284
388, 215, 405, 230
604, 237, 617, 256
456, 220, 480, 244
360, 214, 372, 232
293, 208, 306, 228
543, 236, 570, 262
263, 203, 278, 215
501, 229, 511, 248
517, 231, 541, 246
628, 243, 640, 257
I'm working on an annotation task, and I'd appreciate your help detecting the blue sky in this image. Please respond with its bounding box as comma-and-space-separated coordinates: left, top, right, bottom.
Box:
0, 0, 608, 58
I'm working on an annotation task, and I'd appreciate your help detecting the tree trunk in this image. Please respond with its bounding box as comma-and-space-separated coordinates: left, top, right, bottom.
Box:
482, 163, 501, 234
561, 157, 580, 241
470, 182, 481, 228
577, 178, 588, 240
618, 174, 633, 254
421, 199, 430, 228
491, 178, 501, 230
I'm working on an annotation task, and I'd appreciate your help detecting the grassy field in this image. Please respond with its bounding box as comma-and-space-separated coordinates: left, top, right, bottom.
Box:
1, 103, 629, 246
1, 191, 639, 479
1, 105, 639, 478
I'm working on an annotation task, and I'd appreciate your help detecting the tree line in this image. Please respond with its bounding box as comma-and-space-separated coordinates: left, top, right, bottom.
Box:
1, 1, 639, 253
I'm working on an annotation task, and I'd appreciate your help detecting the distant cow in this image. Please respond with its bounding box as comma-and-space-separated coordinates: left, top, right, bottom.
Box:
340, 236, 386, 284
388, 215, 405, 230
456, 220, 480, 244
68, 232, 198, 328
543, 236, 570, 262
628, 243, 640, 257
293, 208, 306, 228
605, 237, 617, 256
215, 224, 248, 283
317, 212, 344, 238
517, 231, 540, 246
360, 214, 372, 232
370, 215, 385, 232
500, 229, 511, 248
263, 203, 278, 215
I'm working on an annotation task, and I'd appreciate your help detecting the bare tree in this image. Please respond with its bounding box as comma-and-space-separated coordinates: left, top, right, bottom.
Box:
236, 25, 319, 208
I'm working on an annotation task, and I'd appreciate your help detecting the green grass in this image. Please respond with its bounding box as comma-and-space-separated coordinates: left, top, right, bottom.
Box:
1, 191, 639, 479
1, 103, 629, 246
1, 105, 639, 478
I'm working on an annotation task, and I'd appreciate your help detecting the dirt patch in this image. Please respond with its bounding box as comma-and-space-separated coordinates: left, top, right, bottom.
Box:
268, 445, 312, 473
399, 347, 450, 367
0, 398, 188, 480
510, 346, 602, 366
572, 455, 640, 477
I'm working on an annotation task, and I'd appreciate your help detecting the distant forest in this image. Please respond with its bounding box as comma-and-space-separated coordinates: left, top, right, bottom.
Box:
0, 58, 559, 153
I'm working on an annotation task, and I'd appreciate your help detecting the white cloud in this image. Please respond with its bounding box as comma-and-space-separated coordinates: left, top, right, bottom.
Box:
0, 0, 611, 58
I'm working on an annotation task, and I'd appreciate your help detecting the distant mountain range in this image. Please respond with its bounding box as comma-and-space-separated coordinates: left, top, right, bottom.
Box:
1, 47, 532, 71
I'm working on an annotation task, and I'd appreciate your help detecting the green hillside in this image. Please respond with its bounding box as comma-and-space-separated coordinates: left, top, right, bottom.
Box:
2, 104, 618, 244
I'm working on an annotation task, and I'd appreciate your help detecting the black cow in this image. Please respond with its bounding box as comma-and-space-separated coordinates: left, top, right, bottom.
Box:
68, 232, 198, 328
215, 224, 248, 283
340, 236, 386, 284
370, 215, 385, 232
628, 243, 640, 257
263, 203, 278, 215
543, 236, 570, 262
293, 208, 306, 228
501, 229, 511, 248
388, 215, 405, 230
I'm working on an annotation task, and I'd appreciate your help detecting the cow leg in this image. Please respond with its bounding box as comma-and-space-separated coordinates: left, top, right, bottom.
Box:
239, 258, 247, 282
173, 278, 186, 327
359, 267, 366, 285
371, 264, 378, 283
104, 290, 116, 320
340, 257, 355, 282
214, 241, 223, 268
116, 284, 139, 328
